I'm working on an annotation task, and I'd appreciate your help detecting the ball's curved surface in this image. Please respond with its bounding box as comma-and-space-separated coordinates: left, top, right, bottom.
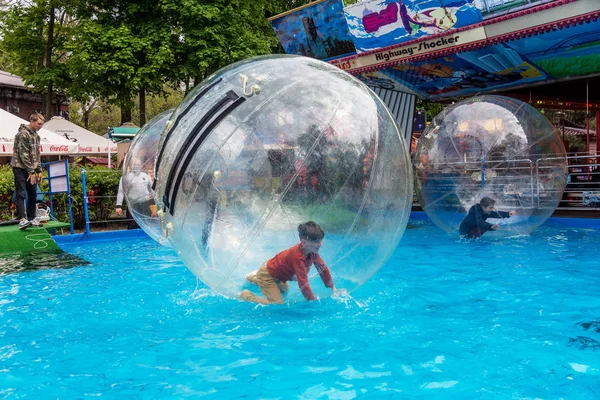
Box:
122, 109, 174, 246
414, 95, 568, 237
153, 55, 413, 302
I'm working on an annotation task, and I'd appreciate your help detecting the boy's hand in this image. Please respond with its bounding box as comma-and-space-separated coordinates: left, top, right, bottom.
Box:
332, 288, 349, 299
509, 210, 516, 216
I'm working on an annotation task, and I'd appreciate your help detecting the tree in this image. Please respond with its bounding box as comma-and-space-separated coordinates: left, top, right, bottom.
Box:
69, 87, 184, 135
67, 0, 175, 125
69, 98, 120, 135
130, 86, 184, 126
0, 49, 13, 71
0, 0, 74, 117
416, 99, 445, 123
77, 99, 98, 130
165, 0, 285, 93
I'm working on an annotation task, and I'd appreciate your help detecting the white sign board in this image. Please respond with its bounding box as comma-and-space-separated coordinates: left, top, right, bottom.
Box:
47, 161, 69, 193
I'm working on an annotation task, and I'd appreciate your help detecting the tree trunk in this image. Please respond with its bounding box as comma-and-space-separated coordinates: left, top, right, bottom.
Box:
82, 99, 97, 129
83, 111, 90, 129
45, 84, 53, 118
139, 87, 146, 127
121, 109, 132, 125
44, 8, 55, 118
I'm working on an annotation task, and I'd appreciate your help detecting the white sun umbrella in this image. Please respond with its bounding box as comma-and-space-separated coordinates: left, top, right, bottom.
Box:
0, 108, 78, 155
44, 116, 117, 155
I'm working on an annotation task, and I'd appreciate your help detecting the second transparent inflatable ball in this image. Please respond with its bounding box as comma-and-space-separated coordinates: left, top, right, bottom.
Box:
414, 95, 568, 237
122, 109, 173, 246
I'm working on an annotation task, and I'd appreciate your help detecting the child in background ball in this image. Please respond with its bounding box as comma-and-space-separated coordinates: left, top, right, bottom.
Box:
459, 196, 516, 238
240, 221, 336, 304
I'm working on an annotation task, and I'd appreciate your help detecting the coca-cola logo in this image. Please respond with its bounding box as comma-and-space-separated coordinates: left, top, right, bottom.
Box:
50, 145, 70, 152
80, 146, 93, 152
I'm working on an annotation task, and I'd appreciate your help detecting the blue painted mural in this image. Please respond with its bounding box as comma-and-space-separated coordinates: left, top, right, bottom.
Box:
269, 0, 356, 60
345, 0, 483, 53
375, 43, 547, 100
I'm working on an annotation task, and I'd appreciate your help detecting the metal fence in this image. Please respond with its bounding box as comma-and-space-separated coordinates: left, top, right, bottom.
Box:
412, 154, 600, 213
80, 154, 600, 234
559, 154, 600, 211
81, 168, 131, 234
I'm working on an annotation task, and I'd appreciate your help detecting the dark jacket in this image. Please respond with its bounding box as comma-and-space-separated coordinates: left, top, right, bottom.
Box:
459, 204, 510, 237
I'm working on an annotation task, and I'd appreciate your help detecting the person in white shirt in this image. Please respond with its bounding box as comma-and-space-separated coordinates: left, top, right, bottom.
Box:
115, 171, 157, 229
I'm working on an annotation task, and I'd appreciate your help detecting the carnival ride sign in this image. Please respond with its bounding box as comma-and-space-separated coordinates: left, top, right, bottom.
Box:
332, 26, 487, 72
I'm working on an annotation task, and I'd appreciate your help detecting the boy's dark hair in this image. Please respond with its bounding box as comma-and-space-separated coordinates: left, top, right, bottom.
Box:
298, 221, 324, 241
480, 197, 495, 208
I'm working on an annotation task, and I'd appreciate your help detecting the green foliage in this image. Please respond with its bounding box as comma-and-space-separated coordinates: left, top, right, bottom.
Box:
0, 164, 122, 230
1, 0, 353, 123
166, 0, 281, 86
130, 87, 184, 127
416, 99, 445, 123
0, 1, 73, 105
65, 0, 285, 113
66, 17, 165, 112
0, 165, 14, 220
0, 48, 14, 71
1, 0, 316, 120
69, 86, 184, 134
543, 109, 596, 130
76, 166, 122, 227
69, 100, 121, 135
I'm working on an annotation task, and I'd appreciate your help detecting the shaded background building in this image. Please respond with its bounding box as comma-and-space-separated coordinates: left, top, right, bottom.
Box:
0, 70, 69, 120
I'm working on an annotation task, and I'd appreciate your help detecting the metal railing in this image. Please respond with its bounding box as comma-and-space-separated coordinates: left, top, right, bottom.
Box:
413, 154, 600, 213
558, 155, 600, 211
81, 168, 131, 234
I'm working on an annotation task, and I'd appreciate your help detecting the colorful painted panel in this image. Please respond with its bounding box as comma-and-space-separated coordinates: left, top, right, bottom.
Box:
504, 20, 600, 79
377, 43, 547, 100
269, 0, 356, 60
344, 0, 483, 53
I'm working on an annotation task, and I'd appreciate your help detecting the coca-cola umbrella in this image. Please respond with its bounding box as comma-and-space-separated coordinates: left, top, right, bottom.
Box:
0, 108, 78, 155
43, 116, 117, 155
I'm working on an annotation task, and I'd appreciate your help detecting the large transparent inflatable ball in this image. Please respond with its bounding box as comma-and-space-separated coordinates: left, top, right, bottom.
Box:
153, 54, 413, 302
414, 95, 568, 238
122, 109, 174, 246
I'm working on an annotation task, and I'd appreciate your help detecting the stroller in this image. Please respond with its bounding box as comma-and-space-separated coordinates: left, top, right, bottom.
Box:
10, 187, 51, 222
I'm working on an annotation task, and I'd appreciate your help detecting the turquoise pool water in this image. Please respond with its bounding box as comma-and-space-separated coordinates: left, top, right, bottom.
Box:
1, 217, 599, 398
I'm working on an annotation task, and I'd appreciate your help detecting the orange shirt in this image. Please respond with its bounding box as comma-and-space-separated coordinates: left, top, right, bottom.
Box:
266, 243, 334, 300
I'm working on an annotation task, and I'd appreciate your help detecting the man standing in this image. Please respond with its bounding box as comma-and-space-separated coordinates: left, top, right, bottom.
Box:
11, 112, 44, 230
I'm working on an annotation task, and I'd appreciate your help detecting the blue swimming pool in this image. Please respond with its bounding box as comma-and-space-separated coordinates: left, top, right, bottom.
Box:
1, 215, 599, 398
